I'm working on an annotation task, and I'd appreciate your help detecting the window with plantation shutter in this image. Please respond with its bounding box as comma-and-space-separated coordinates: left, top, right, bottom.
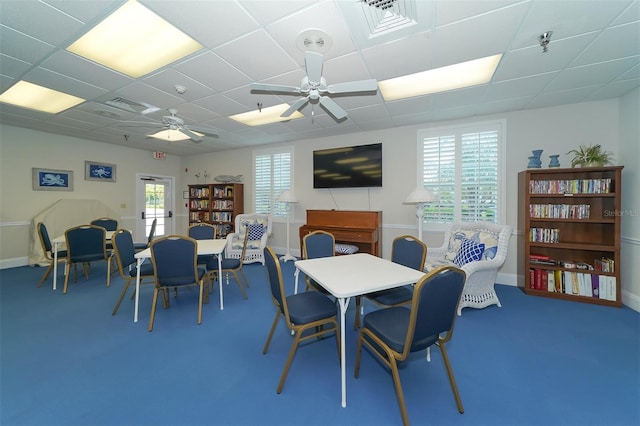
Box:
418, 120, 504, 227
254, 146, 293, 217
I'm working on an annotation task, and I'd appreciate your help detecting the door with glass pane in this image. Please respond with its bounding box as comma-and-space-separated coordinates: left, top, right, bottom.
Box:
136, 175, 174, 241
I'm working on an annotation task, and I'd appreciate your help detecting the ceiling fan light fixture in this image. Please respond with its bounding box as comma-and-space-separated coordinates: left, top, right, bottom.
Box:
230, 104, 304, 126
0, 80, 85, 113
379, 54, 503, 101
149, 128, 202, 142
66, 0, 203, 78
296, 29, 332, 53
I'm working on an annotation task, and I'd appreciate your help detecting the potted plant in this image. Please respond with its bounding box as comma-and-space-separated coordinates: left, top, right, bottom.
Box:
567, 144, 613, 167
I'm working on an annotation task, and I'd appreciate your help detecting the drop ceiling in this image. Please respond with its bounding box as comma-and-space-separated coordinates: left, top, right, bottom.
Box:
1, 0, 638, 156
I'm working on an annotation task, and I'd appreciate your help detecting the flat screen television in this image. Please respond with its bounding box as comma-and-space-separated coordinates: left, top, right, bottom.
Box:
313, 143, 382, 189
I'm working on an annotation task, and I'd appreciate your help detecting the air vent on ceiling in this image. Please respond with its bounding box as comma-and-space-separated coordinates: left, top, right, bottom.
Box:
103, 97, 160, 115
360, 0, 417, 37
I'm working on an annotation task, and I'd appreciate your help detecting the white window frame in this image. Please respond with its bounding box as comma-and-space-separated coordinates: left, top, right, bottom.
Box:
417, 119, 506, 231
253, 145, 294, 219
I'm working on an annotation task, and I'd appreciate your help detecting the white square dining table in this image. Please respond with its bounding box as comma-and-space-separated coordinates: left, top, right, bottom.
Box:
294, 253, 426, 408
133, 238, 227, 323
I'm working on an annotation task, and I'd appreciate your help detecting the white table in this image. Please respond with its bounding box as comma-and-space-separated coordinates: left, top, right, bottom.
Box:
133, 239, 227, 323
52, 230, 115, 291
294, 253, 425, 408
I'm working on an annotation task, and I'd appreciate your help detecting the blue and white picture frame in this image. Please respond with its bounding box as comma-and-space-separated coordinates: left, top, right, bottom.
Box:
85, 161, 116, 182
32, 168, 73, 191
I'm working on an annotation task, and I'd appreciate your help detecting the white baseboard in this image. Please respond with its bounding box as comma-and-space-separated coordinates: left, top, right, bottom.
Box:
0, 257, 29, 270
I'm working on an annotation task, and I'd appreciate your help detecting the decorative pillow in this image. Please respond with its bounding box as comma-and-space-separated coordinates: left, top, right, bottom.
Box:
445, 229, 498, 261
453, 238, 485, 267
247, 223, 265, 241
335, 244, 359, 255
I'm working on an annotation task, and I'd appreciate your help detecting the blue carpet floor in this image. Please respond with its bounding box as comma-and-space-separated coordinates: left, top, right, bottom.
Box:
1, 259, 638, 426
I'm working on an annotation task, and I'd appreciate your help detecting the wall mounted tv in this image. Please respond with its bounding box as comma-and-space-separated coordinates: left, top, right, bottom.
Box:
313, 143, 382, 189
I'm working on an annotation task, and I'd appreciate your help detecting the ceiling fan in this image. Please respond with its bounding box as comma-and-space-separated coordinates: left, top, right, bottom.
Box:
120, 108, 218, 143
250, 51, 378, 120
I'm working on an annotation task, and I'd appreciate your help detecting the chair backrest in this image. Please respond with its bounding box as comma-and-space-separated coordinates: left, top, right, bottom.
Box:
235, 213, 272, 240
150, 235, 199, 287
147, 218, 158, 244
391, 235, 427, 271
263, 246, 289, 317
90, 217, 118, 231
403, 266, 466, 355
65, 225, 107, 262
303, 230, 335, 260
112, 229, 136, 272
188, 223, 217, 240
37, 222, 53, 255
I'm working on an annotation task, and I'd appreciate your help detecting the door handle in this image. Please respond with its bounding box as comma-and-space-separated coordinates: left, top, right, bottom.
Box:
141, 211, 146, 219
168, 211, 173, 218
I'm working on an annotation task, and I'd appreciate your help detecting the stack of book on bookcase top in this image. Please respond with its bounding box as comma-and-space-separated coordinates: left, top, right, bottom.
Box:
518, 166, 623, 307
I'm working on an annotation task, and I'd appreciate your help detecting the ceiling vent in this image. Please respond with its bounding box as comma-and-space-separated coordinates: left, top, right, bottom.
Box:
360, 0, 417, 37
102, 97, 160, 115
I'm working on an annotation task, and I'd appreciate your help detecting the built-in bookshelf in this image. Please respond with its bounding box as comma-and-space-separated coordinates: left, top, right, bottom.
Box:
188, 183, 243, 237
518, 166, 623, 307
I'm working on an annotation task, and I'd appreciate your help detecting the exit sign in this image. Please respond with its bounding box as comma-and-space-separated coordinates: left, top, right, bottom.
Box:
153, 151, 166, 160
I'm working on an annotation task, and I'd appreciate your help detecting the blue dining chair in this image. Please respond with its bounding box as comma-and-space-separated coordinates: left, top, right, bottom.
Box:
206, 228, 248, 299
301, 230, 335, 294
354, 235, 427, 329
111, 229, 156, 315
62, 225, 108, 294
36, 222, 67, 287
148, 235, 207, 332
262, 246, 340, 394
90, 217, 118, 231
188, 223, 217, 265
134, 218, 157, 251
354, 266, 466, 426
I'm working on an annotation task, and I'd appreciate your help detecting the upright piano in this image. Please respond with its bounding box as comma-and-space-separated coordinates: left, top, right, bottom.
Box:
299, 210, 382, 257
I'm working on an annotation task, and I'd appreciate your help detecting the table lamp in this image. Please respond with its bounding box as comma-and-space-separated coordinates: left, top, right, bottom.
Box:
277, 189, 299, 262
403, 186, 437, 240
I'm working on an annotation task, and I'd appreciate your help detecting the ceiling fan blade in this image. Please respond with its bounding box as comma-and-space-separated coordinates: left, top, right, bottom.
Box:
179, 127, 203, 142
250, 83, 301, 94
327, 79, 378, 94
187, 125, 219, 138
319, 96, 347, 120
305, 51, 324, 83
281, 97, 309, 117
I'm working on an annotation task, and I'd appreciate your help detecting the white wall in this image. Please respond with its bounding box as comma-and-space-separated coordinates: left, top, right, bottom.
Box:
1, 97, 637, 309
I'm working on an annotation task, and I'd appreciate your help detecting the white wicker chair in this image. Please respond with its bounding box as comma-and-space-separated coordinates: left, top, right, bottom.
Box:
424, 222, 512, 316
224, 213, 272, 265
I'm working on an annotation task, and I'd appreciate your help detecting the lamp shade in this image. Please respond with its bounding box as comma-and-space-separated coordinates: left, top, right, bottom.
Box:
277, 190, 298, 203
403, 186, 437, 204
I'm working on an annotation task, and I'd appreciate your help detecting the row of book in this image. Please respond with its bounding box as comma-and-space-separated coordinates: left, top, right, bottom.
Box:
529, 227, 560, 243
529, 178, 612, 194
213, 186, 234, 198
529, 203, 590, 219
190, 187, 210, 198
213, 200, 234, 209
190, 200, 210, 209
529, 268, 617, 301
529, 253, 615, 273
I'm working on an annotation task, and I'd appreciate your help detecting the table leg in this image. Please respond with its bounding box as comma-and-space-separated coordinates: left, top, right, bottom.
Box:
53, 241, 59, 290
293, 269, 300, 294
218, 255, 224, 310
337, 297, 350, 408
134, 258, 142, 322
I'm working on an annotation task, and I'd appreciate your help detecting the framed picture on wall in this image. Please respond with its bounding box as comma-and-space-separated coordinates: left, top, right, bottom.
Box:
85, 161, 116, 182
32, 168, 73, 191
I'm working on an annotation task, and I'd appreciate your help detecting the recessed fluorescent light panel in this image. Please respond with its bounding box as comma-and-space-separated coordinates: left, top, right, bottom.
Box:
379, 54, 503, 101
230, 104, 304, 126
0, 81, 85, 113
66, 0, 203, 78
149, 129, 202, 142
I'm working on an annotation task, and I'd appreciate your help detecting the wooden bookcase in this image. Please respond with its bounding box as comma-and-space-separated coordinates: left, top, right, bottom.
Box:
188, 183, 244, 237
518, 166, 623, 307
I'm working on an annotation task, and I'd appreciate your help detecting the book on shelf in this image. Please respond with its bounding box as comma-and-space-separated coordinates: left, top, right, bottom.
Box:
530, 253, 551, 260
547, 270, 555, 292
594, 257, 615, 273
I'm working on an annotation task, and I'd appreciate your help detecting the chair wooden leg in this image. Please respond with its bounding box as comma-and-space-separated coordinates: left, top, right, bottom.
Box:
389, 358, 410, 426
63, 262, 72, 294
232, 271, 248, 299
438, 342, 464, 414
262, 311, 281, 354
106, 256, 112, 287
37, 264, 54, 287
112, 279, 132, 315
148, 288, 159, 332
277, 327, 303, 394
197, 281, 204, 324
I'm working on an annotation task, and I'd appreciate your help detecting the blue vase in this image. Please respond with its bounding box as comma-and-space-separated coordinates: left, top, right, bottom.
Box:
549, 155, 560, 168
528, 149, 543, 168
